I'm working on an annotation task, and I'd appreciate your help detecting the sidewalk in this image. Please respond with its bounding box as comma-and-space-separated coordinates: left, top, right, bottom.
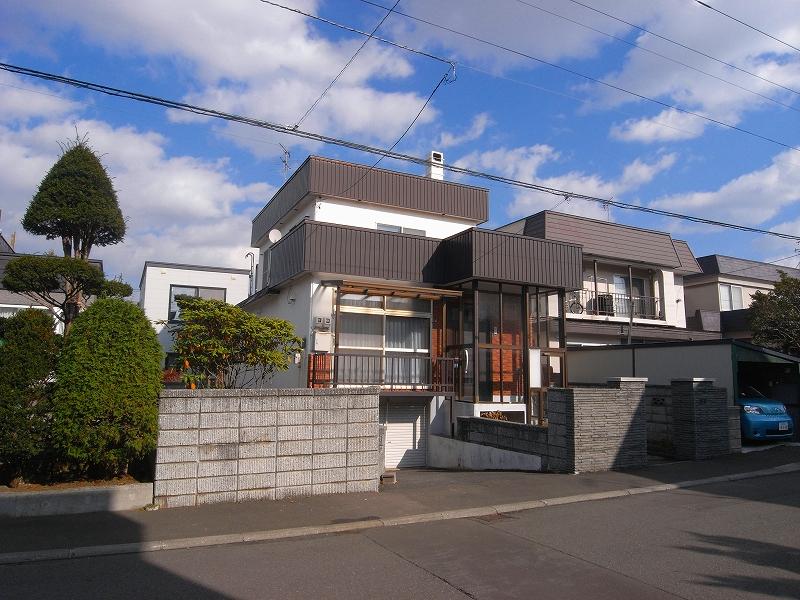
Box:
2, 445, 799, 561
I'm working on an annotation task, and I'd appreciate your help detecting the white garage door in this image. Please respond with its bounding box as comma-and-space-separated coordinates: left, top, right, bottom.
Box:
384, 401, 428, 468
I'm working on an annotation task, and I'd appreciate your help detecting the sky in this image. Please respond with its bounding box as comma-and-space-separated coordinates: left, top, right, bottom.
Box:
1, 0, 800, 294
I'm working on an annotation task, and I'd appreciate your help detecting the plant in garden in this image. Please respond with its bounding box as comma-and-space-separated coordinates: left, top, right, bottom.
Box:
6, 137, 128, 332
2, 255, 132, 328
0, 309, 60, 484
750, 272, 800, 356
50, 299, 162, 478
169, 295, 302, 388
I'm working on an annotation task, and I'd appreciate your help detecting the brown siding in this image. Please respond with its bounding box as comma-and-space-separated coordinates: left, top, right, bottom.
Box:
566, 320, 721, 341
470, 230, 583, 289
252, 156, 489, 247
541, 212, 681, 268
251, 158, 312, 247
266, 222, 583, 290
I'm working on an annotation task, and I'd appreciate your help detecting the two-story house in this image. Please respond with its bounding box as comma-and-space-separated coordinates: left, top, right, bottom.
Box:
684, 255, 800, 341
499, 211, 719, 345
139, 261, 252, 365
241, 155, 583, 468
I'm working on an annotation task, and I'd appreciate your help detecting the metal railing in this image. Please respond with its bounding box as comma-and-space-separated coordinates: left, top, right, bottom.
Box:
564, 288, 662, 320
308, 352, 456, 394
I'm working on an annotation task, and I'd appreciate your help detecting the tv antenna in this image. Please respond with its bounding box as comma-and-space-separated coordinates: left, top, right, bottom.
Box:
279, 144, 291, 179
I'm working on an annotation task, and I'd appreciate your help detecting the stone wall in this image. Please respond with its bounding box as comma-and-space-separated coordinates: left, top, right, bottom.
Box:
154, 387, 380, 508
563, 378, 648, 472
457, 418, 549, 456
645, 385, 674, 457
459, 378, 648, 473
671, 379, 729, 461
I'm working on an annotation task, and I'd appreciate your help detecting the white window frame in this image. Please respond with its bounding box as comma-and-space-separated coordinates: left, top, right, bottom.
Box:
336, 296, 432, 355
719, 283, 743, 311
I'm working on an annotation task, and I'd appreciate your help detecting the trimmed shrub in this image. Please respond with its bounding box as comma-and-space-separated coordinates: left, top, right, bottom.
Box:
0, 309, 60, 483
51, 298, 163, 478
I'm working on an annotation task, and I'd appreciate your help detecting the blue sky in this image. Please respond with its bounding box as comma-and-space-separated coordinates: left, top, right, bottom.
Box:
1, 0, 799, 290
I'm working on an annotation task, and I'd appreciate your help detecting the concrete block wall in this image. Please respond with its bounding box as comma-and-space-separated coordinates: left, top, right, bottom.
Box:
459, 379, 648, 473
671, 379, 729, 461
567, 378, 648, 472
645, 385, 674, 457
154, 387, 380, 508
457, 417, 549, 456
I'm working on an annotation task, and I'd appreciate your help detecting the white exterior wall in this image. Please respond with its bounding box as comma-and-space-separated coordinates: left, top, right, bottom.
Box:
245, 275, 316, 389
314, 198, 476, 239
683, 279, 721, 317
140, 265, 251, 356
568, 345, 735, 404
684, 274, 774, 320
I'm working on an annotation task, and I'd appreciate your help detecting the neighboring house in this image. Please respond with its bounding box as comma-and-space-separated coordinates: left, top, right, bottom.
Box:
684, 255, 800, 341
139, 261, 251, 365
498, 211, 719, 345
241, 154, 584, 468
1, 239, 103, 334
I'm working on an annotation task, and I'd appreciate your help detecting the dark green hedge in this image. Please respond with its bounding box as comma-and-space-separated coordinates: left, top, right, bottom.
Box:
0, 309, 60, 482
51, 299, 163, 477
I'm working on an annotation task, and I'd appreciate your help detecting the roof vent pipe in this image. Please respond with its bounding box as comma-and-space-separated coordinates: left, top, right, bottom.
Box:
426, 150, 444, 180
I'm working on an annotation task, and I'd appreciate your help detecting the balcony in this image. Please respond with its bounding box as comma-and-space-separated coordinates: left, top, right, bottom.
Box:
308, 352, 456, 395
564, 289, 663, 321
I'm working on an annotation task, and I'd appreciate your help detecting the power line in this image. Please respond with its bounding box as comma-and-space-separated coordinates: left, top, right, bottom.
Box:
291, 0, 401, 129
353, 0, 800, 154
694, 1, 800, 54
512, 0, 800, 115
3, 60, 800, 243
258, 0, 449, 65
564, 0, 800, 98
336, 65, 454, 195
262, 0, 800, 154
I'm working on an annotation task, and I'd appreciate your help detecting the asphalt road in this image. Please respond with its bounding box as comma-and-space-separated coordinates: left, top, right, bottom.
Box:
3, 472, 799, 600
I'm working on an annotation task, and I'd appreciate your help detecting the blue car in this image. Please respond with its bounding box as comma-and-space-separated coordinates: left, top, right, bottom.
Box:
736, 388, 794, 442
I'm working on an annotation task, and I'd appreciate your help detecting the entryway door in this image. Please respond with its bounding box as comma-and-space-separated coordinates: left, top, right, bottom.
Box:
384, 401, 428, 468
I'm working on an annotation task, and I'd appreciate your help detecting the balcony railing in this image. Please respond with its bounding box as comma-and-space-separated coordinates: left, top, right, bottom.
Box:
308, 352, 456, 394
564, 289, 662, 320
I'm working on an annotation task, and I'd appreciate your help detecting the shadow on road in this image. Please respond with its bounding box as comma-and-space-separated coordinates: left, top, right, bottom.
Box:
682, 532, 800, 600
0, 491, 233, 600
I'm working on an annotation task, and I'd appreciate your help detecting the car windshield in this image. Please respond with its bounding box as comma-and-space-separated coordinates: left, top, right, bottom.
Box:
739, 386, 766, 398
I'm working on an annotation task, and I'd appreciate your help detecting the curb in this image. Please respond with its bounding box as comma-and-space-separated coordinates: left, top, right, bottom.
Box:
2, 462, 799, 565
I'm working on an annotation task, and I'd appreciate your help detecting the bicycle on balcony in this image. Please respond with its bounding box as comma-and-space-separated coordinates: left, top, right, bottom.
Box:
566, 291, 584, 314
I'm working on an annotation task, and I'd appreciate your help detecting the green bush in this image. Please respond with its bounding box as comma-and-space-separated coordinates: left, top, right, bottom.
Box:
51, 298, 163, 478
0, 309, 60, 483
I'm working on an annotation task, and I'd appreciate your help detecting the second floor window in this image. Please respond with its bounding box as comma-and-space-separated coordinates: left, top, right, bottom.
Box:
377, 223, 426, 237
169, 285, 226, 321
719, 283, 743, 311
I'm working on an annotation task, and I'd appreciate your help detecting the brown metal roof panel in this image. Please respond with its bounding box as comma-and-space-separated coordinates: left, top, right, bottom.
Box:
309, 156, 488, 222
671, 240, 702, 274
251, 157, 313, 247
540, 211, 681, 268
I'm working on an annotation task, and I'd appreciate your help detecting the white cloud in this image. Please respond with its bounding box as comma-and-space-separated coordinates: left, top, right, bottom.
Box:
436, 112, 492, 148
598, 1, 800, 143
455, 145, 677, 219
0, 71, 82, 122
0, 118, 271, 287
651, 150, 800, 224
7, 0, 438, 155
610, 109, 707, 143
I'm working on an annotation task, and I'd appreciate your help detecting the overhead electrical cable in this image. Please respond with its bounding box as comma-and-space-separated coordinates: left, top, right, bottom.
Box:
564, 0, 800, 97
262, 0, 800, 154
694, 0, 800, 54
512, 0, 800, 114
292, 0, 401, 129
2, 61, 799, 242
352, 0, 800, 154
